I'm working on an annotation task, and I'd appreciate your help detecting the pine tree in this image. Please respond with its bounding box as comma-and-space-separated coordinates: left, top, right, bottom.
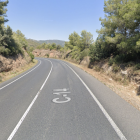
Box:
0, 0, 9, 29
96, 0, 140, 61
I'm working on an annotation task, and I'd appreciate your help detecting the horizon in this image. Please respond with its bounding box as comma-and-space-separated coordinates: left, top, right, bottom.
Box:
5, 0, 105, 41
27, 38, 67, 42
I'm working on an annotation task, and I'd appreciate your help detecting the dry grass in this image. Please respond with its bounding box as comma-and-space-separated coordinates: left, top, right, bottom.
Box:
62, 59, 140, 111
0, 59, 38, 83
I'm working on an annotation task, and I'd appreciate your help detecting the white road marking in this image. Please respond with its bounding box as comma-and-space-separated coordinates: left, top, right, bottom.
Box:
0, 60, 41, 90
61, 61, 127, 140
53, 92, 70, 95
53, 88, 69, 91
7, 59, 53, 140
52, 97, 71, 103
53, 88, 71, 103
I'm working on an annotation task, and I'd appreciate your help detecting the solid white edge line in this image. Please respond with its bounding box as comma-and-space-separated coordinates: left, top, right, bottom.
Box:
0, 60, 41, 90
61, 61, 127, 140
7, 59, 53, 140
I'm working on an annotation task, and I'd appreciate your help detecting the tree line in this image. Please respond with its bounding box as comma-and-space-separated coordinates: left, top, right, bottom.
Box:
1, 0, 140, 66
36, 42, 63, 51
90, 0, 140, 64
61, 0, 140, 68
62, 30, 93, 61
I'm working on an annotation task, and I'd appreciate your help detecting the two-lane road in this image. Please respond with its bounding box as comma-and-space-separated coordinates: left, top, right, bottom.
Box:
0, 58, 140, 140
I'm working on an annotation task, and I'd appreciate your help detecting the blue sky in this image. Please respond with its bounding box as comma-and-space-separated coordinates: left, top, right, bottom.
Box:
5, 0, 105, 41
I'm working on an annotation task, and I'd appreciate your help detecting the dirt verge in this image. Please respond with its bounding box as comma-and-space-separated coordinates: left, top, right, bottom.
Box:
61, 59, 140, 111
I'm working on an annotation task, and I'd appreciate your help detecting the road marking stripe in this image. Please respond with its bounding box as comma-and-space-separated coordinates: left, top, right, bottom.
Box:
0, 60, 41, 90
53, 92, 71, 95
61, 61, 127, 140
53, 88, 69, 91
7, 59, 53, 140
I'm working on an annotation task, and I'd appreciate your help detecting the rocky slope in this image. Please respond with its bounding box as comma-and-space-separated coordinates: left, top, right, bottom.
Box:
33, 49, 62, 58
89, 60, 140, 95
0, 50, 31, 73
0, 49, 32, 83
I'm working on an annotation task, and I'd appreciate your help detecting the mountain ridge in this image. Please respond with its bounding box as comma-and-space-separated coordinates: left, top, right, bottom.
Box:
27, 39, 66, 47
37, 39, 65, 47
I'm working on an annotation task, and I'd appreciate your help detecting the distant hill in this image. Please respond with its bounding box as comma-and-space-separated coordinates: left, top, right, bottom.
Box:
26, 39, 41, 48
37, 40, 65, 47
26, 39, 65, 48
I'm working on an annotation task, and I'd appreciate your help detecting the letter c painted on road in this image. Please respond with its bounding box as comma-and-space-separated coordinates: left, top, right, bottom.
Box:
52, 97, 71, 104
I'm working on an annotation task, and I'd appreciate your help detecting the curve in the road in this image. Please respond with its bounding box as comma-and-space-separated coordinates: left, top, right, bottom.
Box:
1, 58, 136, 139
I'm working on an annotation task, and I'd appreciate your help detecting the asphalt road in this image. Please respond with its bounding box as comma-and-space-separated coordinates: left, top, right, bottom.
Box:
0, 58, 140, 140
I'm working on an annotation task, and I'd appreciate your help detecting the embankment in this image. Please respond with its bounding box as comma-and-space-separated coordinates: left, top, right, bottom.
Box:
0, 50, 36, 83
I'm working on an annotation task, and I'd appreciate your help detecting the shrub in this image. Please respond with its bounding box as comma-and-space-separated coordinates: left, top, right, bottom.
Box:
94, 66, 100, 72
127, 61, 134, 67
0, 76, 2, 82
28, 52, 34, 62
110, 73, 122, 82
112, 63, 120, 73
46, 54, 49, 58
108, 58, 114, 66
134, 64, 140, 70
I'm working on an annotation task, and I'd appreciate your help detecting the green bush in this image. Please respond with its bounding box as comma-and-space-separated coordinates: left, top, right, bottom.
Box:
45, 54, 49, 58
112, 63, 120, 73
89, 44, 101, 62
108, 58, 115, 66
0, 76, 2, 82
28, 51, 34, 62
0, 47, 10, 56
134, 64, 140, 70
0, 27, 28, 57
79, 50, 87, 60
126, 61, 134, 67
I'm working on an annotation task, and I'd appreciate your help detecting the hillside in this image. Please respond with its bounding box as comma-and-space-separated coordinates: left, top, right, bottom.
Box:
26, 39, 41, 48
37, 40, 65, 47
26, 39, 65, 48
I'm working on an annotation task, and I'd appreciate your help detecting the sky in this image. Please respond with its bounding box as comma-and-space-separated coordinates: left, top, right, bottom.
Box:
5, 0, 105, 41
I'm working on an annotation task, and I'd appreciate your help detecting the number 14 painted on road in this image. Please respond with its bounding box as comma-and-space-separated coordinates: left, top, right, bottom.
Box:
52, 88, 71, 104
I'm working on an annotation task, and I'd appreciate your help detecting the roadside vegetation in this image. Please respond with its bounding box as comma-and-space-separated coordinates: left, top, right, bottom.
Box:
26, 39, 40, 51
0, 0, 36, 82
28, 0, 140, 72
36, 42, 63, 51
60, 30, 93, 62
1, 0, 140, 83
89, 0, 140, 67
0, 0, 34, 60
58, 0, 140, 71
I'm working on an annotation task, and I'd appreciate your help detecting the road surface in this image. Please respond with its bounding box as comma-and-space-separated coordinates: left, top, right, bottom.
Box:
0, 58, 140, 140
